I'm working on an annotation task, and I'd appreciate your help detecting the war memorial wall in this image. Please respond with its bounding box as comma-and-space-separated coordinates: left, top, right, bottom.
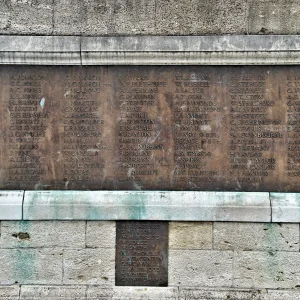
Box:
1, 25, 300, 300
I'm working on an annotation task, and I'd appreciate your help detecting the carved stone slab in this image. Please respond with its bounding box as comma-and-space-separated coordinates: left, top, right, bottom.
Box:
116, 221, 168, 286
1, 65, 300, 191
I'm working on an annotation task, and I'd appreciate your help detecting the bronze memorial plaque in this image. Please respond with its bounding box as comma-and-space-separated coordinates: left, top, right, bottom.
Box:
1, 65, 300, 191
116, 221, 168, 286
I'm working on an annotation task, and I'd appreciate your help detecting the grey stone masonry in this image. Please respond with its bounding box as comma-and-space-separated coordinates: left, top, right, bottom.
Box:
1, 35, 300, 65
0, 0, 300, 36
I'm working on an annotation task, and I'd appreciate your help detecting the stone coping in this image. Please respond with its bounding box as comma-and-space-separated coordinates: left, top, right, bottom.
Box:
1, 35, 300, 65
0, 190, 298, 222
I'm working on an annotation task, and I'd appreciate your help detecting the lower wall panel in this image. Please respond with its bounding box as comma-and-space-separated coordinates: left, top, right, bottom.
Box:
0, 221, 300, 299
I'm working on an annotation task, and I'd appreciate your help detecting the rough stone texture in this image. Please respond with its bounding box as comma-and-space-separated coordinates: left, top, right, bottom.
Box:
267, 290, 300, 299
179, 288, 268, 300
169, 250, 233, 287
0, 221, 86, 249
0, 249, 62, 284
53, 0, 82, 35
214, 223, 299, 251
63, 249, 114, 285
248, 0, 300, 34
0, 0, 53, 35
20, 285, 86, 300
234, 251, 300, 289
0, 286, 20, 300
86, 287, 178, 299
169, 222, 212, 250
155, 0, 247, 35
86, 221, 116, 249
81, 0, 156, 36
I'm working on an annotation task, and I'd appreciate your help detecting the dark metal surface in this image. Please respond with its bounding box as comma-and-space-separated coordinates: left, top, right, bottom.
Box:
116, 221, 168, 286
0, 65, 300, 191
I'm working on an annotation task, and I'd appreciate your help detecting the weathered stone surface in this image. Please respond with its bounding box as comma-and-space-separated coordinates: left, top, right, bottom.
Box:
0, 191, 23, 220
0, 221, 85, 248
0, 0, 53, 35
271, 193, 300, 222
214, 222, 299, 251
86, 287, 178, 299
63, 249, 114, 284
234, 251, 300, 288
179, 288, 267, 300
169, 222, 212, 250
24, 191, 270, 221
267, 290, 300, 299
81, 0, 156, 36
0, 249, 62, 284
155, 0, 247, 35
20, 285, 86, 300
248, 0, 300, 34
0, 286, 20, 300
169, 250, 233, 287
86, 221, 116, 248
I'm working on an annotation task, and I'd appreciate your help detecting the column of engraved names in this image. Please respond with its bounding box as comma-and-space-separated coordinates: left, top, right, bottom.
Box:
63, 75, 106, 183
228, 73, 279, 185
118, 75, 164, 185
8, 75, 48, 185
173, 73, 220, 186
286, 73, 300, 178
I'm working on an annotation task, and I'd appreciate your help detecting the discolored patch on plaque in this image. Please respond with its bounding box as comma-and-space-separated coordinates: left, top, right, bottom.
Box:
1, 65, 300, 191
116, 221, 168, 286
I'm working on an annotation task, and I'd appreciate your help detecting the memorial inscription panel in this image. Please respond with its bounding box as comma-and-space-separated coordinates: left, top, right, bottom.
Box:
0, 65, 300, 191
116, 221, 168, 286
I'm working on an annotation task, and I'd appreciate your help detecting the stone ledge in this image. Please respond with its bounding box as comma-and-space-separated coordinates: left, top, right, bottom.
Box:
1, 35, 300, 65
0, 191, 23, 220
23, 191, 270, 222
271, 193, 300, 222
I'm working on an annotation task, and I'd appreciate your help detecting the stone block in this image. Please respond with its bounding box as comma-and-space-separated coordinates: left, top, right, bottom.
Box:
234, 251, 300, 289
0, 249, 62, 284
0, 191, 23, 220
63, 249, 114, 284
248, 0, 300, 34
214, 222, 299, 251
169, 222, 212, 250
0, 286, 20, 300
0, 0, 53, 35
271, 193, 300, 222
86, 287, 178, 299
20, 285, 86, 300
155, 0, 247, 35
267, 290, 300, 299
0, 1, 10, 32
86, 221, 116, 248
179, 288, 267, 300
53, 0, 82, 35
0, 221, 85, 249
169, 250, 233, 287
81, 0, 156, 35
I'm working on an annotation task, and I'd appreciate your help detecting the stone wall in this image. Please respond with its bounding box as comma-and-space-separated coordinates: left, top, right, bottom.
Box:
0, 221, 300, 299
0, 0, 300, 36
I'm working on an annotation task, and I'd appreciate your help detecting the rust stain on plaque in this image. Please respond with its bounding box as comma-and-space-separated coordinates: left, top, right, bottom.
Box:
116, 221, 168, 286
0, 65, 300, 191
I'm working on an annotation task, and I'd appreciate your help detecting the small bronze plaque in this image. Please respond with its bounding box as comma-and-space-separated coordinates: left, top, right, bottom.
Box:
116, 221, 168, 286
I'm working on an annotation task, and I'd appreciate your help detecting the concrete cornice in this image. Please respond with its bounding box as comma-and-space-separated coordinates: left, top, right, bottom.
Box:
1, 35, 300, 65
0, 190, 298, 222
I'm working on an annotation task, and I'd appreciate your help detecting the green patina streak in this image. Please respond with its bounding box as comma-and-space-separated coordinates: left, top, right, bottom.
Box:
12, 247, 36, 282
263, 223, 284, 282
